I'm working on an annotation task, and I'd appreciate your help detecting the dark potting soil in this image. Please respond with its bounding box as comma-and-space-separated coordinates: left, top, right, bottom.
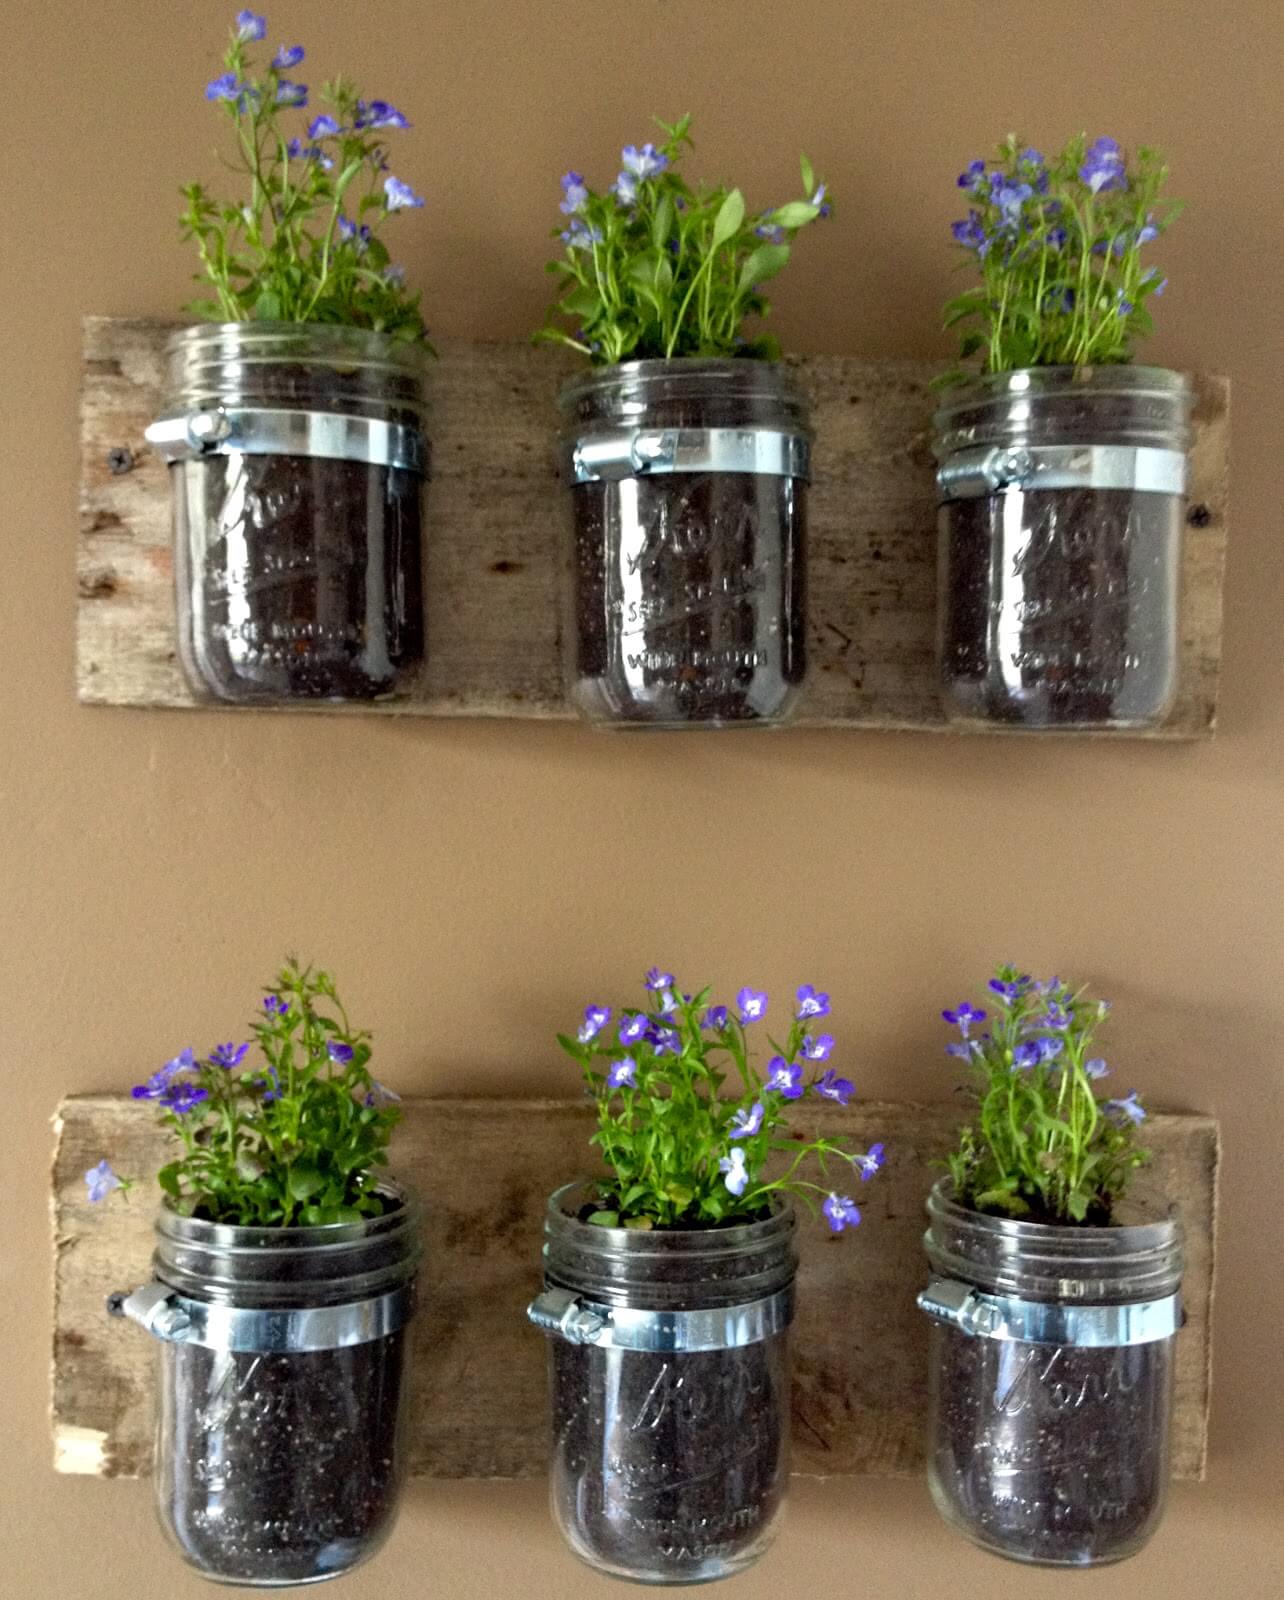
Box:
928, 1325, 1173, 1566
939, 487, 1181, 728
549, 1335, 789, 1582
176, 362, 424, 703
159, 1330, 407, 1585
571, 471, 805, 727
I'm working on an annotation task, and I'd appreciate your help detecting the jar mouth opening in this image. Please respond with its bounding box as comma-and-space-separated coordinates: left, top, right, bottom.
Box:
928, 1178, 1177, 1241
558, 356, 802, 415
163, 320, 430, 381
547, 1180, 794, 1247
157, 1181, 419, 1251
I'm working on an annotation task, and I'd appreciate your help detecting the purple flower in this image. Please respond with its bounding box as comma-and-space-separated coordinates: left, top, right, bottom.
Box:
161, 1081, 209, 1116
719, 1147, 749, 1196
1085, 1057, 1110, 1080
607, 1056, 637, 1090
1012, 1041, 1041, 1070
951, 210, 989, 256
703, 1005, 729, 1032
796, 985, 830, 1020
755, 222, 787, 244
611, 170, 639, 207
1106, 1091, 1146, 1126
852, 1142, 885, 1181
988, 975, 1032, 1006
271, 44, 304, 69
1046, 226, 1068, 251
85, 1160, 122, 1204
275, 80, 308, 108
1043, 1002, 1072, 1031
235, 10, 267, 42
132, 1048, 195, 1101
1080, 136, 1128, 194
957, 159, 987, 191
810, 182, 831, 218
644, 967, 675, 992
259, 1067, 281, 1104
942, 1001, 987, 1037
327, 1041, 355, 1065
823, 1192, 861, 1232
650, 1025, 681, 1057
764, 1056, 804, 1099
337, 215, 371, 250
1019, 146, 1045, 168
656, 989, 680, 1017
561, 217, 604, 249
945, 1041, 973, 1061
308, 113, 340, 138
1142, 267, 1167, 295
364, 1079, 402, 1108
384, 176, 424, 211
559, 170, 589, 215
621, 142, 668, 180
989, 173, 1033, 225
737, 987, 768, 1024
814, 1069, 854, 1105
1117, 297, 1135, 317
206, 72, 241, 102
618, 1012, 650, 1045
384, 264, 407, 288
578, 1005, 612, 1044
209, 1041, 249, 1069
729, 1101, 766, 1139
801, 1032, 834, 1061
263, 995, 289, 1016
358, 99, 411, 131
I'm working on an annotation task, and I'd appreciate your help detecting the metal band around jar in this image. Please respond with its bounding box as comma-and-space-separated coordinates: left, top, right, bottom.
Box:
917, 1275, 1182, 1348
569, 427, 810, 485
144, 405, 429, 475
527, 1284, 794, 1352
109, 1279, 416, 1352
936, 443, 1188, 503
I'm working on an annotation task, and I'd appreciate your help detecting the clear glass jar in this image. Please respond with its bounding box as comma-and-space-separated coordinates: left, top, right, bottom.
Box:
559, 360, 809, 728
113, 1186, 421, 1586
920, 1181, 1183, 1567
148, 323, 429, 704
528, 1184, 797, 1583
933, 366, 1191, 728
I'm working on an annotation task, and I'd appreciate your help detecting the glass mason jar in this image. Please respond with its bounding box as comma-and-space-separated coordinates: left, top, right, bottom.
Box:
559, 360, 810, 728
146, 323, 429, 704
918, 1180, 1184, 1567
527, 1183, 797, 1583
111, 1185, 422, 1586
933, 366, 1191, 729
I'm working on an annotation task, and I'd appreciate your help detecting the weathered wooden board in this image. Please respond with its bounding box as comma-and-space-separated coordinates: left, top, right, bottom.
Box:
51, 1095, 1217, 1480
78, 318, 1229, 735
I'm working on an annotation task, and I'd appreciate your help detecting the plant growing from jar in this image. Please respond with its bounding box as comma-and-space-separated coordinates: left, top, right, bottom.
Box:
528, 970, 884, 1583
919, 966, 1184, 1567
146, 10, 433, 707
933, 135, 1190, 731
538, 118, 831, 729
90, 958, 420, 1586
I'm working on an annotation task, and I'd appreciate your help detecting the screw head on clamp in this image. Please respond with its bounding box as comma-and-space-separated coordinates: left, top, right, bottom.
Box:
186, 408, 232, 451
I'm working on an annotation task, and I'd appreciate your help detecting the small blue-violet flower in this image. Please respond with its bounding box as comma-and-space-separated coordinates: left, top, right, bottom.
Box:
852, 1142, 885, 1181
607, 1056, 637, 1090
275, 80, 308, 108
729, 1101, 766, 1139
365, 1080, 402, 1108
161, 1081, 210, 1116
206, 72, 241, 103
814, 1069, 854, 1105
308, 114, 340, 138
801, 1032, 834, 1061
621, 142, 668, 180
650, 1025, 681, 1057
328, 1041, 355, 1064
209, 1042, 249, 1069
85, 1160, 122, 1204
703, 1005, 729, 1032
263, 995, 289, 1016
1106, 1091, 1147, 1126
942, 1001, 987, 1037
1080, 136, 1128, 194
578, 1005, 612, 1045
764, 1056, 804, 1099
618, 1012, 650, 1045
1085, 1057, 1110, 1079
737, 987, 768, 1024
823, 1193, 861, 1232
644, 967, 675, 992
719, 1146, 749, 1196
796, 985, 830, 1020
384, 176, 425, 211
271, 45, 304, 69
559, 171, 589, 215
235, 10, 267, 42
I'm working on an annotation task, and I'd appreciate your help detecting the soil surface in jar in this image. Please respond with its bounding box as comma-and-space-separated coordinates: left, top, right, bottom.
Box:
179, 361, 424, 703
161, 1330, 406, 1584
572, 471, 805, 727
930, 1327, 1172, 1565
939, 487, 1181, 727
550, 1336, 788, 1582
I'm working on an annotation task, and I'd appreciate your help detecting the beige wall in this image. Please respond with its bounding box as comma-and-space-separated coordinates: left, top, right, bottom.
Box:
4, 1, 1282, 1594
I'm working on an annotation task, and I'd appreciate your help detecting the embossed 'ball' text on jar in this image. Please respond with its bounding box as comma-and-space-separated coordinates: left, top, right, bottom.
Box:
147, 324, 429, 704
111, 1184, 422, 1586
933, 366, 1192, 729
559, 359, 810, 728
527, 1183, 797, 1583
918, 1180, 1184, 1567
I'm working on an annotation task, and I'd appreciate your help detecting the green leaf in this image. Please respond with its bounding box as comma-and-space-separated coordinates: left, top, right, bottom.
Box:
651, 191, 675, 252
156, 1163, 181, 1198
561, 284, 602, 319
711, 188, 746, 249
587, 1210, 619, 1228
288, 1163, 324, 1201
764, 200, 820, 229
800, 154, 816, 196
738, 243, 790, 295
253, 289, 282, 321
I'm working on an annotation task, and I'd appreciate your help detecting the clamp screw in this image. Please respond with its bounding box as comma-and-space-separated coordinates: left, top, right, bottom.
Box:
186, 408, 232, 450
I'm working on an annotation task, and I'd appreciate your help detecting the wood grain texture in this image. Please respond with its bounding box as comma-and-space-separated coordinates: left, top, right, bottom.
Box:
77, 317, 1229, 735
51, 1095, 1217, 1481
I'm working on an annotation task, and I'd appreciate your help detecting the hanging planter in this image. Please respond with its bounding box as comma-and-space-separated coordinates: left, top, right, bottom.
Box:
935, 136, 1188, 728
145, 10, 432, 705
89, 957, 417, 1584
921, 967, 1183, 1565
537, 117, 831, 728
527, 971, 885, 1581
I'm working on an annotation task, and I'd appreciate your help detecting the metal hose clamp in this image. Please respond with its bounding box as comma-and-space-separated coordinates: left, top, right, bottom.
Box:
527, 1284, 794, 1352
569, 427, 809, 485
936, 443, 1187, 503
145, 405, 429, 475
917, 1274, 1182, 1348
108, 1280, 416, 1352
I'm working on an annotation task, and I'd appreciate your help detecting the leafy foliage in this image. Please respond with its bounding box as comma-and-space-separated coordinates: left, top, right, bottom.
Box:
181, 13, 427, 340
537, 116, 831, 365
125, 959, 402, 1227
941, 967, 1151, 1224
558, 972, 884, 1231
942, 134, 1180, 377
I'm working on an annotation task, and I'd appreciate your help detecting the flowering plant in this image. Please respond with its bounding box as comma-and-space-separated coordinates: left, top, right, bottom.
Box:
559, 971, 884, 1232
86, 960, 402, 1227
537, 116, 831, 365
940, 966, 1151, 1224
943, 135, 1179, 375
181, 11, 427, 340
